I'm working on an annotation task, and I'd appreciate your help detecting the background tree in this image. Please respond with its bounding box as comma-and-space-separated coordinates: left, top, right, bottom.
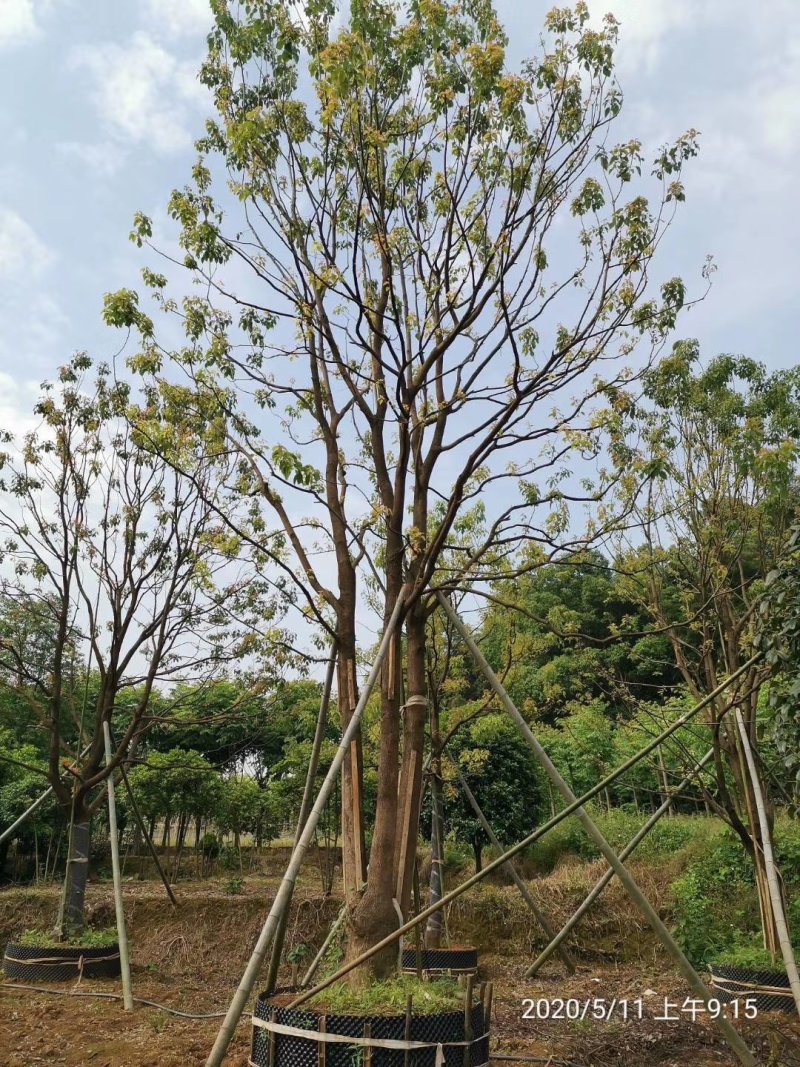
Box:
445, 714, 541, 873
0, 357, 284, 937
106, 0, 699, 977
612, 341, 800, 955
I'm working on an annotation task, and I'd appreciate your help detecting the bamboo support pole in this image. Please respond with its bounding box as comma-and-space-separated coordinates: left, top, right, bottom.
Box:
103, 721, 133, 1012
525, 747, 715, 978
0, 787, 53, 846
437, 592, 757, 1067
734, 708, 800, 1013
287, 647, 765, 1019
452, 759, 576, 974
205, 588, 408, 1067
267, 648, 337, 992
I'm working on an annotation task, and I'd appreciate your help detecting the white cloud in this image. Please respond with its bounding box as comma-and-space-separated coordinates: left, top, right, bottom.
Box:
145, 0, 213, 39
56, 140, 127, 179
0, 0, 37, 47
0, 208, 54, 280
590, 0, 725, 72
0, 0, 63, 48
69, 33, 207, 155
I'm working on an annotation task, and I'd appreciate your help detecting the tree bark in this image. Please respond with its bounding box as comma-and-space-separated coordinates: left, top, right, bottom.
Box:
61, 817, 90, 939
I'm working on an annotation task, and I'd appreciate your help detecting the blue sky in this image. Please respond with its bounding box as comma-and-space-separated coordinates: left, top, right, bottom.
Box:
1, 0, 799, 441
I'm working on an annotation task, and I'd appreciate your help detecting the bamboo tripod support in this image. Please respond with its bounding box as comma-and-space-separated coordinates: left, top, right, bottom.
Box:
287, 648, 764, 1015
288, 601, 760, 1067
436, 593, 757, 1067
204, 588, 408, 1067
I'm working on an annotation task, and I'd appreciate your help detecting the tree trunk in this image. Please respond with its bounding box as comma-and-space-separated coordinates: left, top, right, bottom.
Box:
394, 602, 428, 917
345, 577, 405, 983
472, 835, 482, 874
60, 817, 90, 939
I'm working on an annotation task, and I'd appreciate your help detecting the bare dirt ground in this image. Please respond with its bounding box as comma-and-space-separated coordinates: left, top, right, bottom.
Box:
1, 868, 799, 1067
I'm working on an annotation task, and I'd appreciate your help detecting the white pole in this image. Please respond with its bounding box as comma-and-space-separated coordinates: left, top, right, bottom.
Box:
205, 586, 408, 1067
103, 720, 133, 1012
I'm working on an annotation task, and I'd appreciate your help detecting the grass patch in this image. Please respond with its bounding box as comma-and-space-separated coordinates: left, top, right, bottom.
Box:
307, 975, 463, 1016
17, 926, 118, 949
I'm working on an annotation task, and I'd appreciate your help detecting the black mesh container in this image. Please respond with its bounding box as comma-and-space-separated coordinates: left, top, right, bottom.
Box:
3, 940, 121, 982
709, 964, 796, 1014
252, 987, 489, 1067
400, 948, 478, 976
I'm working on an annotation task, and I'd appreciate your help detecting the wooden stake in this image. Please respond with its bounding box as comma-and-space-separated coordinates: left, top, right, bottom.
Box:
363, 1022, 372, 1067
318, 1016, 327, 1067
268, 1008, 277, 1067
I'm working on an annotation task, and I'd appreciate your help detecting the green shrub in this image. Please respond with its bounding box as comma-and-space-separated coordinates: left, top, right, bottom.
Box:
222, 876, 245, 895
715, 939, 795, 973
670, 830, 764, 965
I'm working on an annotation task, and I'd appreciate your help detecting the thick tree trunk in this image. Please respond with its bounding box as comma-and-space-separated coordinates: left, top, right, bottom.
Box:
345, 575, 405, 982
60, 817, 90, 939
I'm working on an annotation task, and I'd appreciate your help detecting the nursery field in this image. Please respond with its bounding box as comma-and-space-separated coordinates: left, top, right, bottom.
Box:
2, 847, 799, 1067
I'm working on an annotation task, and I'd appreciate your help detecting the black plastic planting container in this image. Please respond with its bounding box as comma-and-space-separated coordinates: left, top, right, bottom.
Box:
251, 987, 489, 1067
3, 940, 121, 982
709, 963, 796, 1014
401, 946, 478, 976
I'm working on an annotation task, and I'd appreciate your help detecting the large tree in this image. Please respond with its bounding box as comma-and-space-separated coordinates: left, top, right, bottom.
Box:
0, 357, 282, 936
613, 341, 800, 955
106, 0, 698, 977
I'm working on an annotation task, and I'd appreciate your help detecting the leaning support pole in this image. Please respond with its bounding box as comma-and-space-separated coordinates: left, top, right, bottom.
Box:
452, 758, 576, 974
103, 721, 133, 1012
289, 695, 757, 1023
526, 747, 715, 978
266, 648, 337, 993
734, 708, 800, 1014
438, 593, 757, 1067
205, 588, 408, 1067
0, 787, 53, 846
